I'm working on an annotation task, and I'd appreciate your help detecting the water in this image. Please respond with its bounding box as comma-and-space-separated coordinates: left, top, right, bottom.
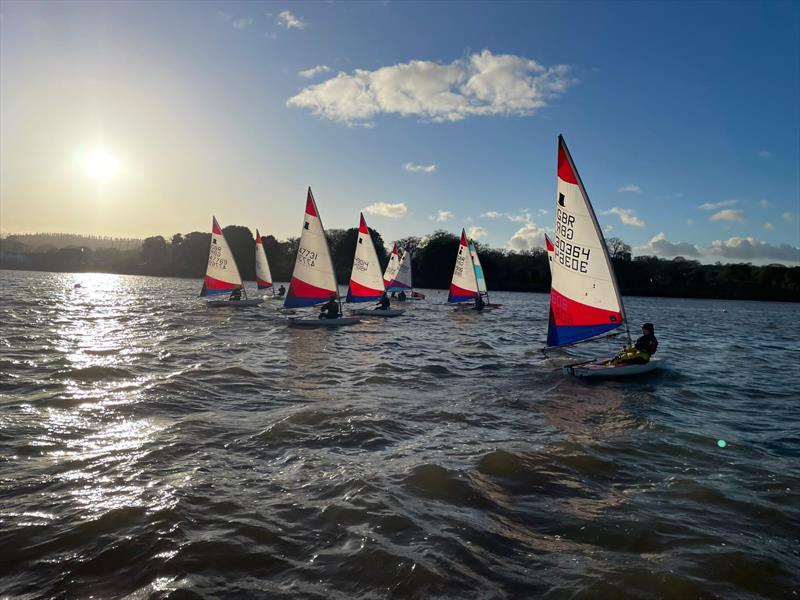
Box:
1, 269, 798, 599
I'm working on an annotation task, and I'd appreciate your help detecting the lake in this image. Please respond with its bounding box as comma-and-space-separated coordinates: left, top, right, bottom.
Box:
1, 269, 798, 598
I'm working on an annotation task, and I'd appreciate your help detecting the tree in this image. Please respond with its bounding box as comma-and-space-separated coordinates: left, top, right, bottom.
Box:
606, 237, 632, 261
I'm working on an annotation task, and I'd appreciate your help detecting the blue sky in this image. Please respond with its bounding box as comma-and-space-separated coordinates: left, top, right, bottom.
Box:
1, 0, 798, 263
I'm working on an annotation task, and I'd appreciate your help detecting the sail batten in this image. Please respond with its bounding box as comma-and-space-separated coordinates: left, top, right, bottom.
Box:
546, 136, 626, 347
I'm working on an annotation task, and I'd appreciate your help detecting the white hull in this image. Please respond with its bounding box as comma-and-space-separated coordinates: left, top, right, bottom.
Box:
564, 357, 665, 378
287, 317, 361, 328
349, 308, 405, 317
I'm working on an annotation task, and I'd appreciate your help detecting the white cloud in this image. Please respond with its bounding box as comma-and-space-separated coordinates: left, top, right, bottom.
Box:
636, 232, 701, 257
618, 183, 641, 193
538, 208, 548, 215
759, 199, 771, 208
481, 211, 502, 218
232, 17, 253, 29
264, 32, 278, 40
363, 202, 408, 218
707, 237, 799, 262
508, 221, 548, 252
278, 10, 306, 29
604, 224, 613, 233
299, 65, 331, 79
430, 210, 454, 222
710, 209, 745, 221
699, 200, 737, 210
404, 162, 436, 173
635, 233, 799, 263
758, 150, 772, 158
675, 193, 685, 198
783, 212, 796, 222
687, 219, 694, 225
602, 207, 645, 227
764, 222, 774, 231
479, 210, 531, 223
287, 49, 573, 125
468, 226, 488, 239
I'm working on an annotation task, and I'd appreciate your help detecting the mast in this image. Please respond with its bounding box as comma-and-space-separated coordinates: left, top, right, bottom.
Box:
307, 186, 342, 313
558, 135, 632, 346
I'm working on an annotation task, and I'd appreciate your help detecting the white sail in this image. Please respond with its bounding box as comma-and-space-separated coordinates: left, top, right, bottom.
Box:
255, 229, 273, 290
347, 213, 385, 302
201, 216, 243, 296
547, 135, 625, 347
284, 188, 339, 308
389, 248, 413, 290
448, 229, 479, 303
383, 243, 401, 289
468, 241, 488, 296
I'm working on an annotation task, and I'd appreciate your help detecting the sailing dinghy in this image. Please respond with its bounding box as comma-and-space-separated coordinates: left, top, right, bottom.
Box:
347, 213, 404, 318
467, 240, 502, 310
546, 136, 662, 377
255, 229, 278, 298
284, 188, 360, 328
448, 229, 483, 311
200, 217, 263, 307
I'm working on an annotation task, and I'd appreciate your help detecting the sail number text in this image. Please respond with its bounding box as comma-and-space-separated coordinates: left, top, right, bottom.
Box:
354, 257, 369, 272
208, 244, 228, 271
554, 208, 590, 273
297, 247, 318, 267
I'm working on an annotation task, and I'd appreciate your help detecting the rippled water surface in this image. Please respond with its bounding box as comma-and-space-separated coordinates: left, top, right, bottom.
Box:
1, 269, 798, 599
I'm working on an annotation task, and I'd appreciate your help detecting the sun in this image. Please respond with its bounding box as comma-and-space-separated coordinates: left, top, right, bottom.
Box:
83, 148, 119, 182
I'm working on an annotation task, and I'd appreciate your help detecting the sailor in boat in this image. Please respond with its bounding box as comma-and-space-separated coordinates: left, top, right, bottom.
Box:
376, 292, 391, 311
390, 291, 396, 299
277, 284, 286, 297
473, 294, 485, 312
608, 323, 658, 365
397, 290, 407, 302
319, 294, 341, 319
229, 288, 242, 301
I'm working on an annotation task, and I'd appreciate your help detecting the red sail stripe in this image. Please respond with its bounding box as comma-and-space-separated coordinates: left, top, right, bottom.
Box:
349, 278, 382, 297
204, 274, 240, 292
288, 275, 334, 299
558, 144, 578, 185
305, 189, 317, 217
549, 288, 621, 327
359, 213, 369, 234
212, 217, 222, 235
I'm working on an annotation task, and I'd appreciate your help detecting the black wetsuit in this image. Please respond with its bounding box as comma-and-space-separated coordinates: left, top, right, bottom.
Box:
634, 333, 658, 356
474, 296, 485, 311
376, 296, 390, 310
320, 300, 340, 319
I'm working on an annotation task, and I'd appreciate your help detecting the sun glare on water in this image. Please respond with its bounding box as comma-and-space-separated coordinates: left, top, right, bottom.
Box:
83, 148, 119, 182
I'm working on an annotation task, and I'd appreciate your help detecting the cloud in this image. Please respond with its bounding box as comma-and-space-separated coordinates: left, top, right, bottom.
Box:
635, 233, 799, 263
287, 49, 573, 125
604, 224, 613, 233
404, 162, 436, 173
468, 226, 488, 239
508, 221, 548, 252
675, 193, 685, 198
481, 211, 502, 218
299, 65, 331, 79
602, 207, 645, 227
710, 209, 745, 221
618, 183, 641, 193
264, 32, 278, 40
278, 10, 306, 29
363, 202, 408, 218
764, 222, 774, 231
636, 232, 701, 257
699, 200, 737, 210
759, 199, 771, 208
479, 210, 531, 223
538, 208, 548, 215
232, 17, 253, 29
434, 210, 454, 222
783, 212, 796, 222
758, 150, 772, 158
707, 237, 800, 262
687, 219, 694, 225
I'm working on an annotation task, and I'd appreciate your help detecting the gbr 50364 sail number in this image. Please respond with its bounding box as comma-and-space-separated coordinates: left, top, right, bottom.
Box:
554, 207, 591, 274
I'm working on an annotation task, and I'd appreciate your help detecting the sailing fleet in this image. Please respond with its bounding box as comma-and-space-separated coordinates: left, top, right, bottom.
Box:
199, 135, 662, 377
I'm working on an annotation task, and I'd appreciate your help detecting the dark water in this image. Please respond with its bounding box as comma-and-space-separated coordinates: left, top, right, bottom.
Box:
1, 269, 798, 599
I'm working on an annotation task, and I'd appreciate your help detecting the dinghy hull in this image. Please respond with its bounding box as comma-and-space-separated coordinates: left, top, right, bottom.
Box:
564, 357, 664, 378
207, 299, 263, 308
349, 308, 405, 317
287, 317, 361, 328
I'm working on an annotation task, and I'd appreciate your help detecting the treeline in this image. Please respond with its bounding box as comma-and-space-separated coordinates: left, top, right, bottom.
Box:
1, 228, 798, 302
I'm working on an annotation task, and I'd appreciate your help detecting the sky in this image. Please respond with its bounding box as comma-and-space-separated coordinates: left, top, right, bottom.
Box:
1, 0, 799, 264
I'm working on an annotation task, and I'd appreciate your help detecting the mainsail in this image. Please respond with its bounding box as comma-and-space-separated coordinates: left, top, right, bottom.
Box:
448, 229, 479, 303
284, 188, 339, 308
468, 241, 488, 299
547, 136, 627, 347
387, 248, 413, 292
255, 229, 273, 290
347, 213, 385, 302
200, 216, 244, 296
383, 244, 401, 289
